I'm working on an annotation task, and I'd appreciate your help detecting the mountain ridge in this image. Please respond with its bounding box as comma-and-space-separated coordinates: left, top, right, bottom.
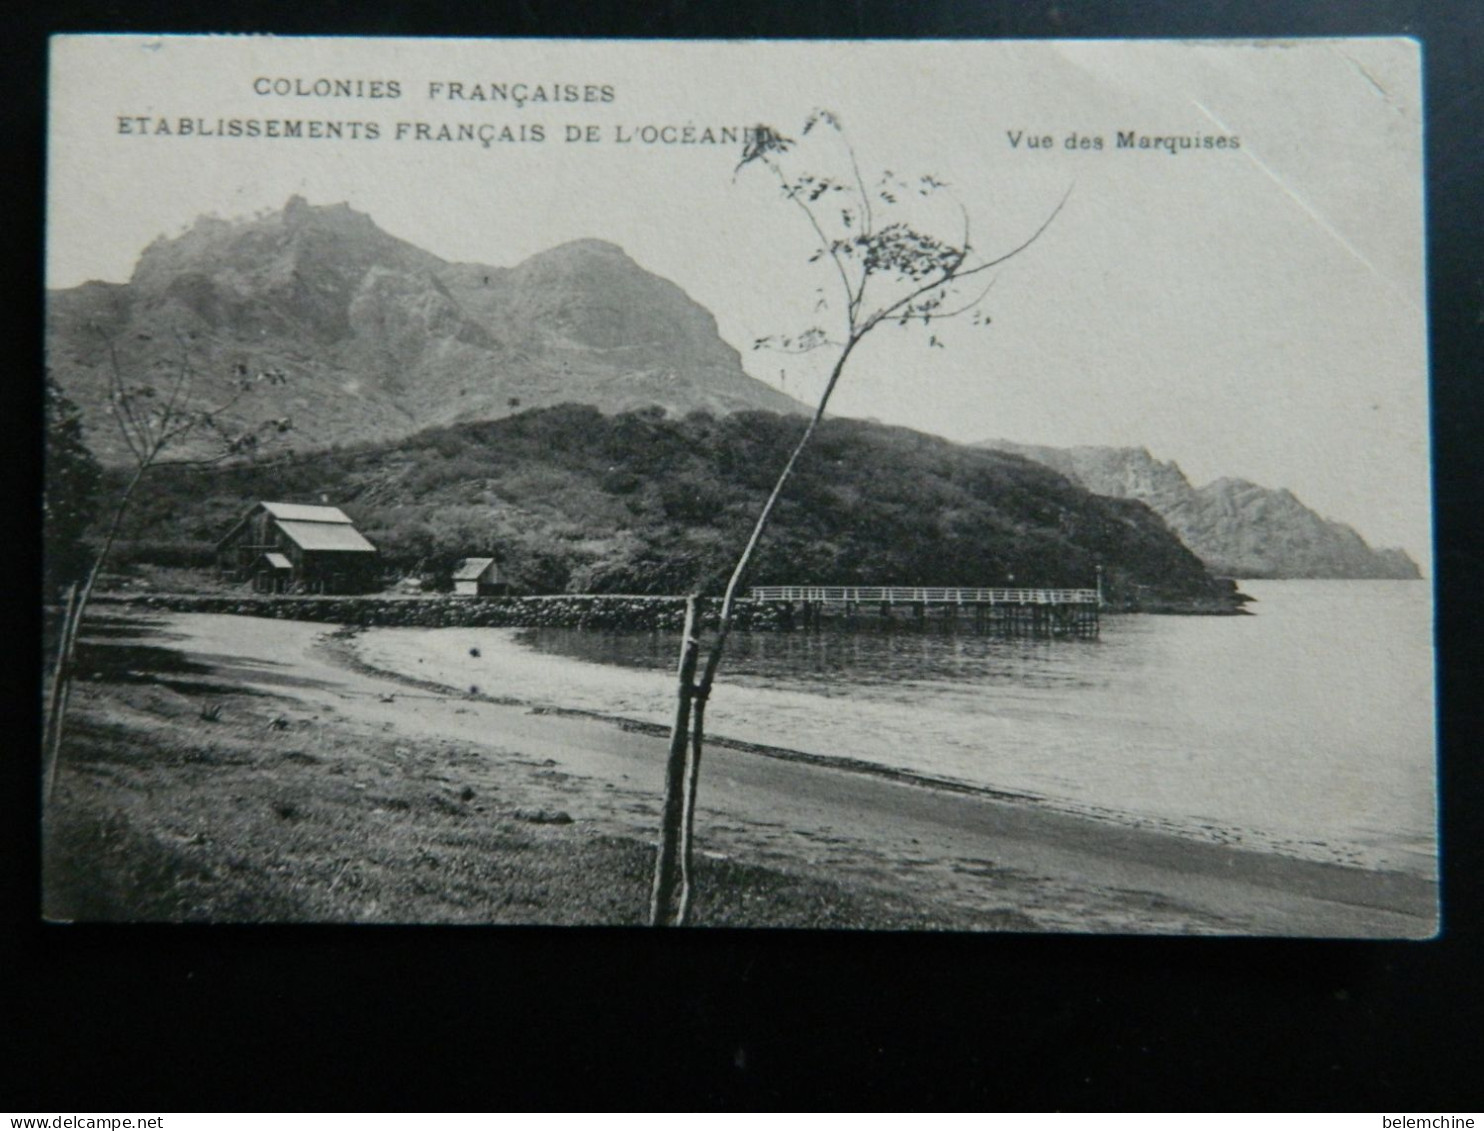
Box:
977, 440, 1421, 580
46, 197, 806, 462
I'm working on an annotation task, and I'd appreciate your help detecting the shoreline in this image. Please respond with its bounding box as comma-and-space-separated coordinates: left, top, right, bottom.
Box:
349, 628, 1434, 882
337, 624, 1437, 928
349, 620, 1435, 882
54, 610, 1438, 935
328, 623, 1049, 804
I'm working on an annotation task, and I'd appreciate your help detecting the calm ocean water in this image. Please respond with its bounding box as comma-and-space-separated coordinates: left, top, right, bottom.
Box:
505, 580, 1436, 876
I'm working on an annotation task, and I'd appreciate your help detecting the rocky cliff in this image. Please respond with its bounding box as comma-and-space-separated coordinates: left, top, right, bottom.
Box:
980, 442, 1421, 579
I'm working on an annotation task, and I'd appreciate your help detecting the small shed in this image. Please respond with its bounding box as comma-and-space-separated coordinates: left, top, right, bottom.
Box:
251, 553, 294, 593
218, 501, 379, 594
451, 557, 508, 596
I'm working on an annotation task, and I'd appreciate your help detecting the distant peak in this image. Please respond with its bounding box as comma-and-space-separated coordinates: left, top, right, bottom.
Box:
525, 238, 634, 264
1204, 476, 1261, 491
552, 238, 628, 255
278, 196, 372, 228
163, 197, 373, 242
282, 194, 355, 217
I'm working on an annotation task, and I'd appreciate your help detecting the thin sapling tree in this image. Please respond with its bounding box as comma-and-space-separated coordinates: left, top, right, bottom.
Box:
42, 332, 290, 810
649, 111, 1069, 926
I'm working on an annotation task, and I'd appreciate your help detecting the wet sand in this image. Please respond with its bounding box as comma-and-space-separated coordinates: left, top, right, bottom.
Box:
140, 610, 1437, 935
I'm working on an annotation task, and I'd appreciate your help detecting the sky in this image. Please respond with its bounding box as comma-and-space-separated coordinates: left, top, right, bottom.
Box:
47, 37, 1430, 566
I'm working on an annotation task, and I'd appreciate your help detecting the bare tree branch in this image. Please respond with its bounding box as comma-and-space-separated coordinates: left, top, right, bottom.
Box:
769, 161, 861, 335
910, 275, 1000, 325
100, 333, 145, 463
43, 333, 290, 819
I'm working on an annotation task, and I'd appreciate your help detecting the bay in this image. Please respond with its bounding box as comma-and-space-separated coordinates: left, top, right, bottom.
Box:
513, 580, 1437, 877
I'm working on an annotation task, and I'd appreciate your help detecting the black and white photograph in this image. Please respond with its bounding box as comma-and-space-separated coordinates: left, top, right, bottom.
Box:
41, 35, 1435, 936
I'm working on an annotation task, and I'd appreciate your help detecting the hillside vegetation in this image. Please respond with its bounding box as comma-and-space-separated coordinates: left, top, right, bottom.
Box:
113, 405, 1229, 608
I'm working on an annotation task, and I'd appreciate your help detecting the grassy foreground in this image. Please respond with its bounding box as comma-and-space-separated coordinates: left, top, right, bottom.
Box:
43, 632, 1033, 930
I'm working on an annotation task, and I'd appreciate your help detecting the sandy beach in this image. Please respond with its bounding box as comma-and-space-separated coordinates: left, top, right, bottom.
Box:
52, 609, 1437, 935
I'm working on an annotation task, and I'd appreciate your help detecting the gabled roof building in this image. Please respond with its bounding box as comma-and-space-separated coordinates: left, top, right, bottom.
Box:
217, 501, 379, 594
450, 556, 508, 596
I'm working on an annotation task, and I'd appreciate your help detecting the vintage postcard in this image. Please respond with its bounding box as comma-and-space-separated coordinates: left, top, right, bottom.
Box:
42, 36, 1434, 934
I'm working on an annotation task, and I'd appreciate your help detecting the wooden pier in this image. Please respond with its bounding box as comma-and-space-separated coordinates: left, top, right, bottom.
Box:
748, 585, 1101, 638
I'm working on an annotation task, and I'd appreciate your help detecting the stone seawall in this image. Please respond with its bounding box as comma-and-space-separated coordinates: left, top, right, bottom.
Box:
97, 592, 789, 632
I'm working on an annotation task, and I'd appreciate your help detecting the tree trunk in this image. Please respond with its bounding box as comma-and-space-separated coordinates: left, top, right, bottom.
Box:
41, 582, 80, 812
650, 595, 700, 926
41, 463, 148, 813
675, 689, 709, 925
648, 344, 858, 926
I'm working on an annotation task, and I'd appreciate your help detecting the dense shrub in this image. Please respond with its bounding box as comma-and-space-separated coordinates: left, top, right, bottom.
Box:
44, 378, 102, 597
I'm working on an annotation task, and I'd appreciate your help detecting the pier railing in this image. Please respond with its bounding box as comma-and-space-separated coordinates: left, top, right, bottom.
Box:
748, 585, 1100, 606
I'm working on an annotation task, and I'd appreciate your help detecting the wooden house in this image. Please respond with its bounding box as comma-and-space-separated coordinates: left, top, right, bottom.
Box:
217, 502, 379, 594
450, 557, 508, 596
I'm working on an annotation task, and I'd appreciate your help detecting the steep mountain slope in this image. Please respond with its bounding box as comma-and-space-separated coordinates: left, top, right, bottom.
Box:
46, 198, 804, 462
980, 441, 1420, 579
117, 406, 1236, 610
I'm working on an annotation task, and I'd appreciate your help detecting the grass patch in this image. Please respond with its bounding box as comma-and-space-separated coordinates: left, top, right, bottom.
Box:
44, 639, 1034, 930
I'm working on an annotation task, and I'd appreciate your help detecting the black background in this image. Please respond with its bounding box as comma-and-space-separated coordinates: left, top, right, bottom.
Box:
5, 0, 1482, 1111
